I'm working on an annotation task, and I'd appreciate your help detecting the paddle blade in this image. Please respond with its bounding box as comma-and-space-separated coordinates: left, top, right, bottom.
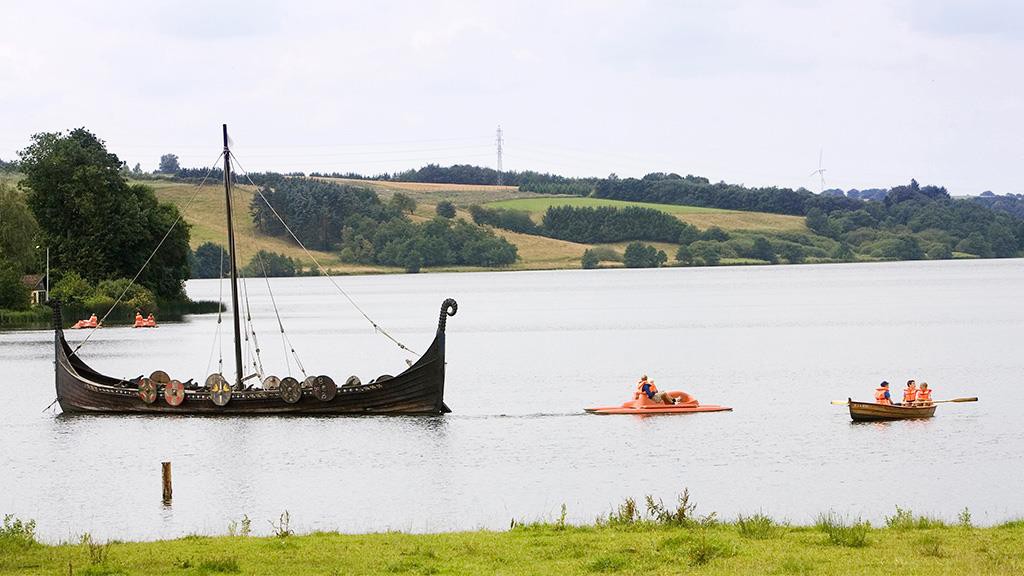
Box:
831, 400, 849, 405
949, 397, 979, 403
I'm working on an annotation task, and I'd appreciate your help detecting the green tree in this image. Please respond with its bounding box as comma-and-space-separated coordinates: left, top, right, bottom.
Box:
0, 260, 29, 310
955, 233, 992, 258
698, 244, 720, 266
18, 129, 191, 298
699, 226, 730, 242
886, 235, 924, 260
96, 278, 156, 312
435, 201, 456, 219
779, 243, 805, 264
752, 236, 777, 263
389, 193, 417, 215
581, 249, 599, 269
832, 242, 854, 261
805, 207, 829, 235
50, 271, 94, 305
190, 242, 229, 279
675, 244, 694, 265
403, 250, 423, 273
926, 242, 953, 260
0, 183, 41, 272
623, 242, 664, 268
243, 250, 297, 277
158, 154, 180, 173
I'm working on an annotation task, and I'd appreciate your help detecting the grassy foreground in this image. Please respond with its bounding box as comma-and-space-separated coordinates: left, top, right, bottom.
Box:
3, 515, 1023, 575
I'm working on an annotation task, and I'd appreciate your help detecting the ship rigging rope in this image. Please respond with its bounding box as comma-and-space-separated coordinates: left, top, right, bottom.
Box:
230, 153, 419, 356
204, 247, 225, 376
252, 241, 307, 379
72, 152, 225, 356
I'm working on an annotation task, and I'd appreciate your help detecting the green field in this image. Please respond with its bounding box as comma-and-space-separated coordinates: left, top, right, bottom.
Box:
486, 196, 808, 233
2, 520, 1022, 575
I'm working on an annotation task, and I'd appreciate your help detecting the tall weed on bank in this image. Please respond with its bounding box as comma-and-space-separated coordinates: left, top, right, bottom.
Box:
885, 506, 946, 530
0, 515, 37, 548
815, 512, 870, 547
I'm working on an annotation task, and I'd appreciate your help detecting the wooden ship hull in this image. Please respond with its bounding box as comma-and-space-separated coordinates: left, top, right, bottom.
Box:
52, 299, 457, 415
848, 399, 936, 422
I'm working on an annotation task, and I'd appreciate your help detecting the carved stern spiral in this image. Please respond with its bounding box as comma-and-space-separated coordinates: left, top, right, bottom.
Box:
437, 298, 458, 333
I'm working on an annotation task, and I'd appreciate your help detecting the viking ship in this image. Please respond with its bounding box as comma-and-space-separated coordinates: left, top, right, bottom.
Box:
50, 125, 456, 415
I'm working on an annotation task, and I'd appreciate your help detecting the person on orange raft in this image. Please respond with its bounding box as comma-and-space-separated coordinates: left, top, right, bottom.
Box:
874, 381, 892, 405
916, 382, 933, 406
901, 380, 918, 405
134, 311, 145, 328
636, 375, 672, 404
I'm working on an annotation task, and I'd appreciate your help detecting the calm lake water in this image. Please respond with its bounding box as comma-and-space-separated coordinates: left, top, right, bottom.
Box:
2, 259, 1023, 541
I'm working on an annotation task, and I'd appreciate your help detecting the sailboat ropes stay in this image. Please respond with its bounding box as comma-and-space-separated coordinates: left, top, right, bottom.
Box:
50, 125, 457, 415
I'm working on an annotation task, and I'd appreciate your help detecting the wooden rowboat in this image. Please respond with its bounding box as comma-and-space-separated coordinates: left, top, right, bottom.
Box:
847, 398, 936, 422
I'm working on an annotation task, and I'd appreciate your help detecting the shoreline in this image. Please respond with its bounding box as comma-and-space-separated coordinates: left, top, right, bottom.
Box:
3, 512, 1023, 575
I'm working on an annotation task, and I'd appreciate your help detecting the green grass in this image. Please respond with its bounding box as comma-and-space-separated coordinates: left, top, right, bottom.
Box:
3, 522, 1022, 575
486, 196, 808, 233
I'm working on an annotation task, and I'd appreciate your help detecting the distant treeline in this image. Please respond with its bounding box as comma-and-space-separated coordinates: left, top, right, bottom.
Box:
312, 164, 598, 196
0, 158, 18, 171
972, 192, 1024, 220
469, 204, 696, 244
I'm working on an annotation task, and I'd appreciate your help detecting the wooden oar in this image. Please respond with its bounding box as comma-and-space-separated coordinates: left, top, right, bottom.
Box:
831, 397, 978, 406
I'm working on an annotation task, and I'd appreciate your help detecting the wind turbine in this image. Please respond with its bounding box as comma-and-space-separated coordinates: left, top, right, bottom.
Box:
810, 148, 826, 194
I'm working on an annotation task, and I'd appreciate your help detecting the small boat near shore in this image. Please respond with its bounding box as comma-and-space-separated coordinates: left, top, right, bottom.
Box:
847, 398, 936, 422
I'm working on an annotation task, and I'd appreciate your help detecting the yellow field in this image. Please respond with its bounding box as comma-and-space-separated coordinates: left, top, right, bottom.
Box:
486, 196, 807, 233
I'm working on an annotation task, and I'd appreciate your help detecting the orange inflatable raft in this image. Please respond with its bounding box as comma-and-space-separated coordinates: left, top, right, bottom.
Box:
585, 390, 732, 415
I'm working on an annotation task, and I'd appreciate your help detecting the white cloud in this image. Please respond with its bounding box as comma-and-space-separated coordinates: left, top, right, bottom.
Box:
0, 0, 1021, 193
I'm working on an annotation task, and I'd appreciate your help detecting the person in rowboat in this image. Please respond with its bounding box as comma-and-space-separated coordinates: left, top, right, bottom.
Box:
874, 381, 892, 405
916, 382, 933, 406
901, 380, 918, 406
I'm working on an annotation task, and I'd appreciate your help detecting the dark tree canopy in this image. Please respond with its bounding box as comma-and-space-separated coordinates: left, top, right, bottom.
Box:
242, 250, 298, 277
250, 176, 393, 251
623, 242, 667, 268
436, 200, 457, 219
18, 128, 191, 299
190, 242, 229, 279
0, 183, 41, 273
158, 154, 180, 174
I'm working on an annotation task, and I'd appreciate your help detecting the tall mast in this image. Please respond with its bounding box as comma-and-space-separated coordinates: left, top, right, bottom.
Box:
222, 124, 244, 389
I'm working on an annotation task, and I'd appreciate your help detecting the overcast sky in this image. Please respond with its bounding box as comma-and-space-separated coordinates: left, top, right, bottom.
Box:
2, 1, 1022, 194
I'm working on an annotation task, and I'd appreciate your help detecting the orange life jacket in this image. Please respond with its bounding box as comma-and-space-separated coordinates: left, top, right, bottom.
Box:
917, 388, 932, 402
875, 387, 891, 405
903, 386, 917, 403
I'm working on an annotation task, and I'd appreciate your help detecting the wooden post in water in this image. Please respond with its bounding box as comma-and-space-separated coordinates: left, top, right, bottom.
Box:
161, 461, 172, 503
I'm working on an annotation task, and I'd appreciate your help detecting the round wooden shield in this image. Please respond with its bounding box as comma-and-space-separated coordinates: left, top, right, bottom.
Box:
343, 375, 362, 388
280, 377, 302, 404
312, 375, 337, 402
164, 379, 185, 406
303, 376, 317, 389
375, 374, 394, 383
262, 375, 281, 391
138, 378, 157, 404
207, 373, 232, 407
150, 370, 171, 385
